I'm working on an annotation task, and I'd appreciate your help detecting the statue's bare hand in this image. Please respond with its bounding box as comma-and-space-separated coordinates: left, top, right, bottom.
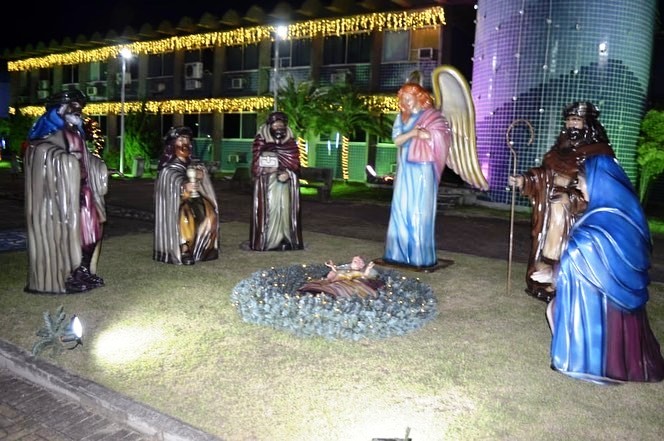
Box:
508, 175, 524, 190
530, 267, 553, 284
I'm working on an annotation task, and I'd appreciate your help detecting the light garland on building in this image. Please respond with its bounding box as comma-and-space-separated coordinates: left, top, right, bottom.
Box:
8, 7, 445, 71
17, 96, 275, 118
361, 95, 399, 113
15, 95, 396, 118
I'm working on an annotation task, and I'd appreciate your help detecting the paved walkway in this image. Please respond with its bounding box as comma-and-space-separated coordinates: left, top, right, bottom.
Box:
0, 369, 147, 441
1, 166, 663, 440
0, 339, 222, 441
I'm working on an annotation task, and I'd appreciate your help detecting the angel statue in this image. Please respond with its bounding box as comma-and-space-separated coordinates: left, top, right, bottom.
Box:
381, 66, 489, 270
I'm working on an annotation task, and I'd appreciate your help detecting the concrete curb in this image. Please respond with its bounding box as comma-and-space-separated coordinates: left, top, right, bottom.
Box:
0, 338, 223, 441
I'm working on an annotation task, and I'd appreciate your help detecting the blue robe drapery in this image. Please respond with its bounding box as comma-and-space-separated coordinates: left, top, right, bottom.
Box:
551, 155, 664, 383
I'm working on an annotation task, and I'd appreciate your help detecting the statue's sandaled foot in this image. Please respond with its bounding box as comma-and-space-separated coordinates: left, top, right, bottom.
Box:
66, 266, 104, 293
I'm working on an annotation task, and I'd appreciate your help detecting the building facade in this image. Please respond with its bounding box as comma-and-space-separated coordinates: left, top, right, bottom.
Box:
5, 1, 468, 181
5, 0, 656, 206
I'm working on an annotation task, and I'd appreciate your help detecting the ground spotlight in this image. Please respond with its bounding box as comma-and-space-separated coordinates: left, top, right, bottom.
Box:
60, 315, 83, 349
32, 306, 83, 356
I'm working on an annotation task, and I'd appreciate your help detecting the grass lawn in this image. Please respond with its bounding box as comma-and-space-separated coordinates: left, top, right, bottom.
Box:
1, 222, 663, 441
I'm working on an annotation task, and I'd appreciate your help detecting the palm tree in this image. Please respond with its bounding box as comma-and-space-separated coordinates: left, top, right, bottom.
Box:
317, 82, 392, 180
277, 76, 324, 167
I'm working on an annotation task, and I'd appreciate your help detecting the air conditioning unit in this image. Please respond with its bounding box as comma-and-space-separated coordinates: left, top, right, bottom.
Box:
231, 78, 245, 89
417, 47, 435, 60
37, 90, 49, 99
38, 80, 50, 90
330, 72, 347, 84
86, 86, 98, 96
115, 72, 132, 85
185, 62, 204, 79
185, 79, 202, 90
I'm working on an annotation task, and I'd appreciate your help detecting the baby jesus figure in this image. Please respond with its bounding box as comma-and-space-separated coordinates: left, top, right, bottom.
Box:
299, 256, 383, 299
325, 256, 377, 282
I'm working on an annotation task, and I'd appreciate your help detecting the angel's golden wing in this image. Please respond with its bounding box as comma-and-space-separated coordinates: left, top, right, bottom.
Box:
431, 65, 489, 191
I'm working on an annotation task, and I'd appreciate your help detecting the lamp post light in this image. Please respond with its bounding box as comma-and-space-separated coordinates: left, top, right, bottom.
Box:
119, 47, 132, 175
273, 25, 288, 111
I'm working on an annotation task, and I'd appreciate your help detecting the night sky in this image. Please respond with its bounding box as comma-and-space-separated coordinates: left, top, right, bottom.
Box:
0, 1, 282, 53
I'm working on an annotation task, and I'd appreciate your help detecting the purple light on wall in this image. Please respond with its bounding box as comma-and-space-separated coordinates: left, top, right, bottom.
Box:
471, 0, 657, 205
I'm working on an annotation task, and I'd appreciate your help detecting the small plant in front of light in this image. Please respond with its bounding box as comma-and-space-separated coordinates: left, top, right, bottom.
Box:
32, 305, 83, 356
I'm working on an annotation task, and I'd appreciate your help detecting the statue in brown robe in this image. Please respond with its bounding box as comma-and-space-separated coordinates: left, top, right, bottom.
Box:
508, 102, 615, 302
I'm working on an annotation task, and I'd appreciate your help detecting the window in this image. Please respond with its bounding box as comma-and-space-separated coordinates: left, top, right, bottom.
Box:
410, 27, 439, 60
62, 65, 79, 85
183, 113, 213, 140
89, 62, 108, 81
291, 39, 311, 67
183, 113, 214, 159
183, 48, 214, 72
227, 44, 259, 71
223, 113, 258, 139
272, 39, 311, 68
347, 33, 372, 63
183, 114, 201, 138
273, 39, 290, 67
244, 44, 259, 70
383, 31, 410, 62
126, 59, 138, 82
148, 53, 175, 78
323, 36, 345, 65
160, 114, 175, 137
37, 69, 53, 90
323, 33, 371, 65
184, 48, 213, 65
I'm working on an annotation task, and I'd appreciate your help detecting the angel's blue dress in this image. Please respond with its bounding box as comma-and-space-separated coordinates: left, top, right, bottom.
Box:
383, 110, 439, 268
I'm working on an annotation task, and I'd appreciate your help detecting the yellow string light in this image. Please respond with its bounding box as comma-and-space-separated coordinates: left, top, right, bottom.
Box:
297, 137, 308, 167
17, 97, 275, 118
340, 136, 350, 180
13, 95, 395, 118
8, 7, 445, 71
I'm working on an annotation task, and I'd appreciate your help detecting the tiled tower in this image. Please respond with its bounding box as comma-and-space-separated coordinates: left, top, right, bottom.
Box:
470, 0, 657, 205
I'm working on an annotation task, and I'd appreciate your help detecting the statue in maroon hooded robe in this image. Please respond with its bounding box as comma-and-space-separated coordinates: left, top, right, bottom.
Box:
249, 111, 303, 251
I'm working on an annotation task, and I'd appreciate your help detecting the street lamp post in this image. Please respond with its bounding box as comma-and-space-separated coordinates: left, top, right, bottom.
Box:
273, 26, 288, 111
119, 47, 132, 175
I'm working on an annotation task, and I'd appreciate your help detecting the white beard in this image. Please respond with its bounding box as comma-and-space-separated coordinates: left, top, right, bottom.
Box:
59, 103, 83, 128
64, 112, 82, 127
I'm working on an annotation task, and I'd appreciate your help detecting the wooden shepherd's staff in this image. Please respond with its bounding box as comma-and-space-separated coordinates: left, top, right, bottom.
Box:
506, 119, 534, 295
